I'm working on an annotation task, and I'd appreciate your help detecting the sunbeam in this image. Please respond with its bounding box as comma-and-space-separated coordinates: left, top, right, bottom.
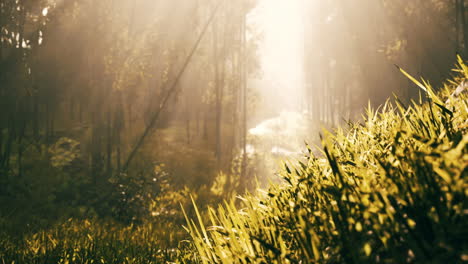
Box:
0, 0, 464, 262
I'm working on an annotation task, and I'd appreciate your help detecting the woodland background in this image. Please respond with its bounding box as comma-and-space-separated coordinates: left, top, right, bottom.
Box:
0, 0, 467, 256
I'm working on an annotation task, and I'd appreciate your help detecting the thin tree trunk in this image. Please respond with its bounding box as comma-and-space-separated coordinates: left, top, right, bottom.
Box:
461, 0, 468, 57
185, 94, 191, 145
214, 19, 221, 162
230, 49, 239, 159
456, 0, 460, 53
106, 110, 112, 177
79, 100, 83, 123
33, 86, 39, 140
3, 115, 14, 170
196, 103, 200, 136
46, 103, 50, 143
213, 14, 226, 165
70, 96, 75, 120
240, 12, 248, 185
203, 109, 208, 141
121, 3, 221, 172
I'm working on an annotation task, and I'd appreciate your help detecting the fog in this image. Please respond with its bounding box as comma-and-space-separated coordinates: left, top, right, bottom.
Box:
0, 0, 464, 244
252, 0, 305, 114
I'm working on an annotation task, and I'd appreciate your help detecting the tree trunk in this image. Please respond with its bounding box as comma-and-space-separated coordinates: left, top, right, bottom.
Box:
106, 110, 112, 177
240, 12, 248, 186
456, 0, 460, 53
185, 94, 191, 145
213, 16, 223, 165
461, 0, 468, 57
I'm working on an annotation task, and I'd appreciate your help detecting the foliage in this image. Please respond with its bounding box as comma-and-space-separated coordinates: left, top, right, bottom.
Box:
304, 0, 462, 125
0, 219, 187, 264
0, 0, 259, 228
184, 59, 468, 263
1, 59, 465, 264
1, 0, 466, 263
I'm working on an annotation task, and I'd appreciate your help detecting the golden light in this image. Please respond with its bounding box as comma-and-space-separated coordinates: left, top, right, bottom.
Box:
251, 0, 306, 112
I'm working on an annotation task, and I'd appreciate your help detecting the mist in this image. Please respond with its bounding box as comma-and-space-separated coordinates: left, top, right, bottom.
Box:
0, 0, 466, 262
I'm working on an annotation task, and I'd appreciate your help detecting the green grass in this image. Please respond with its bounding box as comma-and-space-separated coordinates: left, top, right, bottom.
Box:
1, 58, 466, 264
184, 57, 468, 263
0, 219, 190, 264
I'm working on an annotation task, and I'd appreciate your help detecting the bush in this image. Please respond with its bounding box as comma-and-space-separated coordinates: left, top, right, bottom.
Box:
184, 58, 468, 263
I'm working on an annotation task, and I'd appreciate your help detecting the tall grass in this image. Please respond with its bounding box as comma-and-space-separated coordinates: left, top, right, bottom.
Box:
1, 59, 466, 264
0, 218, 189, 264
184, 58, 468, 263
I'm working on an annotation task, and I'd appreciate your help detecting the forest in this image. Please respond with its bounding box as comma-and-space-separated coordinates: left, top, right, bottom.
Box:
0, 0, 467, 263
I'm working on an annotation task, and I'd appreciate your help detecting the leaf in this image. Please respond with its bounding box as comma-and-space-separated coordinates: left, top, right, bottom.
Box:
433, 167, 452, 184
396, 65, 443, 105
364, 243, 372, 256
434, 102, 453, 117
396, 65, 427, 92
355, 222, 363, 232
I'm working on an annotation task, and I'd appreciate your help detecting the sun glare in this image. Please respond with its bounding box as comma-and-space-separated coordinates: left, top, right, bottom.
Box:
252, 0, 306, 113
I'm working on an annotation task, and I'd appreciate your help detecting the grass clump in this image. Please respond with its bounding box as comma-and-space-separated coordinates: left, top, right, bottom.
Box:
185, 58, 468, 263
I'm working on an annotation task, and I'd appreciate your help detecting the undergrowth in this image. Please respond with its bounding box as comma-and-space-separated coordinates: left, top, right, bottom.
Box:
1, 59, 466, 264
0, 218, 193, 264
184, 58, 468, 263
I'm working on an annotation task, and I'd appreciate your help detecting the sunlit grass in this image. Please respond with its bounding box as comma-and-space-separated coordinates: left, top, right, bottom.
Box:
1, 59, 466, 264
184, 58, 468, 263
0, 219, 190, 264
